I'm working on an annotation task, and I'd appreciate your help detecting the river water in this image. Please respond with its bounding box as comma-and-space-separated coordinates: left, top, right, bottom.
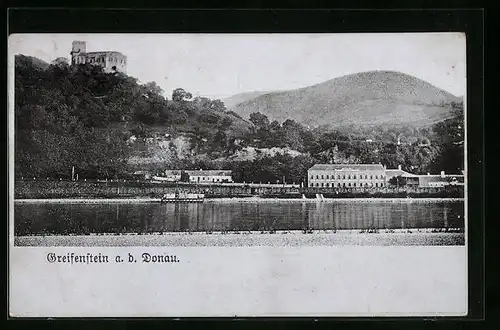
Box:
15, 199, 464, 236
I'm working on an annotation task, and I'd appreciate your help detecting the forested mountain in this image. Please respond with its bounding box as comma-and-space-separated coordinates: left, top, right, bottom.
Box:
14, 54, 50, 71
14, 55, 251, 179
14, 55, 464, 184
229, 71, 462, 128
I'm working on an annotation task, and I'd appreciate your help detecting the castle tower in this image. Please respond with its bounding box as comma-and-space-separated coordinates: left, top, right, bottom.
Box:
70, 41, 86, 65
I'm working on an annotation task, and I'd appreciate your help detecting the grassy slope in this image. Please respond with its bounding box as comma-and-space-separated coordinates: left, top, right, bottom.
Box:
229, 71, 461, 128
223, 90, 274, 109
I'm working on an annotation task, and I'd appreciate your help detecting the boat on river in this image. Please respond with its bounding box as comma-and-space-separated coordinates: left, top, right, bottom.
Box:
161, 193, 205, 203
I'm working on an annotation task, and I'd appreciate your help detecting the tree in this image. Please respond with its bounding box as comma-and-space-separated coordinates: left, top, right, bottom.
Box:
227, 110, 243, 120
199, 110, 220, 125
51, 57, 70, 68
281, 119, 305, 151
218, 117, 233, 130
143, 81, 164, 96
213, 129, 228, 150
249, 112, 269, 129
180, 171, 190, 182
388, 175, 405, 187
15, 58, 134, 178
172, 88, 193, 102
167, 141, 179, 164
131, 123, 150, 138
172, 110, 188, 125
211, 99, 227, 112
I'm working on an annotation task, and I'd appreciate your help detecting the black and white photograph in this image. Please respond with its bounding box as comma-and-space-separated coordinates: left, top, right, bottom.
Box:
11, 33, 466, 247
9, 29, 473, 318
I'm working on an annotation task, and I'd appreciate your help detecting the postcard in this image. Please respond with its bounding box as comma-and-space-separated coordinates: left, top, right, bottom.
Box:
9, 32, 468, 317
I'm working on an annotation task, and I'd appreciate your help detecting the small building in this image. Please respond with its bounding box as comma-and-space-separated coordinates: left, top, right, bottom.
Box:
186, 169, 233, 183
385, 165, 419, 185
162, 170, 183, 182
416, 171, 465, 188
132, 171, 151, 180
308, 164, 387, 188
160, 169, 233, 183
402, 175, 420, 187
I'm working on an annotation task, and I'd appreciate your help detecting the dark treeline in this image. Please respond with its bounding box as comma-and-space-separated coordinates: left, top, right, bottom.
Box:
235, 103, 464, 178
15, 56, 464, 184
15, 57, 246, 179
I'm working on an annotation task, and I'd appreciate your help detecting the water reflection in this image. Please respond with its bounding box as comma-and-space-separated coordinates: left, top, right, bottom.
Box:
15, 201, 465, 235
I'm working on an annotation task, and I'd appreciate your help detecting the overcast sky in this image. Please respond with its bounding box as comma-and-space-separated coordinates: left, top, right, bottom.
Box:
9, 33, 466, 99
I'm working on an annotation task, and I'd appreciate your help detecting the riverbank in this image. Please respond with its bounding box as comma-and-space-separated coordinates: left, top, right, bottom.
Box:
14, 230, 465, 246
13, 197, 465, 204
15, 180, 464, 199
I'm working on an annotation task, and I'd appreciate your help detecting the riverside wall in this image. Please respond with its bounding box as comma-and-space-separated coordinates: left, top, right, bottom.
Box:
14, 180, 465, 199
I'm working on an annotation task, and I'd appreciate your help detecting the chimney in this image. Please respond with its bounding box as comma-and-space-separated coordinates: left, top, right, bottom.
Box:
398, 165, 402, 171
441, 171, 445, 178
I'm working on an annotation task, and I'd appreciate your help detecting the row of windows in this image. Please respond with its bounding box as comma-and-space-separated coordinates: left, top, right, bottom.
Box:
310, 182, 384, 188
74, 56, 126, 65
74, 56, 101, 64
109, 57, 126, 64
192, 177, 230, 182
85, 57, 126, 65
311, 174, 384, 180
89, 57, 104, 63
74, 56, 85, 64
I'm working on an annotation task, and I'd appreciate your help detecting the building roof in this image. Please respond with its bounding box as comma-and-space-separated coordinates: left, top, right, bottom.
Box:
164, 170, 183, 175
416, 174, 464, 178
385, 169, 418, 177
84, 51, 126, 57
309, 164, 385, 171
133, 171, 150, 175
417, 175, 465, 183
186, 170, 232, 176
164, 170, 232, 176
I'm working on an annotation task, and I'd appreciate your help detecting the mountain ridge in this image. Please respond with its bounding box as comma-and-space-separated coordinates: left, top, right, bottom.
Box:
223, 90, 274, 109
228, 71, 461, 128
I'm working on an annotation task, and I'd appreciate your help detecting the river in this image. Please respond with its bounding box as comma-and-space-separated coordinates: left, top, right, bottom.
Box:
15, 199, 464, 235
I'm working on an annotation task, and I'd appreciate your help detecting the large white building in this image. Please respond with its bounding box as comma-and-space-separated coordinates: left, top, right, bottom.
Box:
308, 164, 464, 189
308, 164, 387, 188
